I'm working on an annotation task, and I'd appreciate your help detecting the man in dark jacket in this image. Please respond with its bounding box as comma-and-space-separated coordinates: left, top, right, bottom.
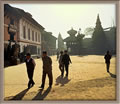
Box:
25, 53, 36, 89
104, 51, 112, 73
62, 50, 72, 77
40, 51, 53, 89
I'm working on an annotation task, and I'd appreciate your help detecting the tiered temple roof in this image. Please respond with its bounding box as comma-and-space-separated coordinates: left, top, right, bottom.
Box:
64, 28, 77, 42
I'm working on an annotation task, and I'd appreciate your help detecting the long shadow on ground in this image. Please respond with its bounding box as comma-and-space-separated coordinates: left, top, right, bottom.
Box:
55, 75, 71, 87
4, 88, 29, 100
109, 72, 116, 78
32, 87, 51, 100
73, 76, 116, 92
4, 76, 116, 100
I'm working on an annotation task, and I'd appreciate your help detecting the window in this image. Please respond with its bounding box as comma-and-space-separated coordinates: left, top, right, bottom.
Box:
23, 26, 26, 39
35, 32, 37, 42
10, 18, 14, 25
28, 28, 30, 40
22, 46, 24, 52
32, 31, 34, 41
38, 34, 40, 42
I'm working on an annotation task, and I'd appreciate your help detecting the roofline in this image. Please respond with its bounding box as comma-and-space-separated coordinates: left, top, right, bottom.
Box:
4, 4, 45, 30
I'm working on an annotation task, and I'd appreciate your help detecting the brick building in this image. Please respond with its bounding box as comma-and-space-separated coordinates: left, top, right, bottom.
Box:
4, 4, 44, 63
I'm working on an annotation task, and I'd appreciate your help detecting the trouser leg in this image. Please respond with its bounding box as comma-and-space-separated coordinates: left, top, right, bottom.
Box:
61, 64, 65, 76
27, 69, 34, 87
59, 64, 62, 72
106, 63, 110, 72
59, 64, 64, 76
31, 70, 35, 85
65, 64, 69, 76
48, 71, 53, 86
41, 71, 46, 87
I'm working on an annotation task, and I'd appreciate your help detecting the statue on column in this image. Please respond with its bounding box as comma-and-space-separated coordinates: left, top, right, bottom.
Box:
6, 23, 20, 65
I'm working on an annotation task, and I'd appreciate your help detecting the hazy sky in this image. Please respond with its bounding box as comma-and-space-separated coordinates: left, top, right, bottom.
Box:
10, 3, 116, 39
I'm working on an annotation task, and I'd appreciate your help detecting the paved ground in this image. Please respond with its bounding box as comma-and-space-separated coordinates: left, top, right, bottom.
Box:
4, 55, 116, 100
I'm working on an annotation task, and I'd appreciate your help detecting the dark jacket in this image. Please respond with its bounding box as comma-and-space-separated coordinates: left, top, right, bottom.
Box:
62, 54, 71, 65
104, 54, 112, 63
25, 58, 35, 70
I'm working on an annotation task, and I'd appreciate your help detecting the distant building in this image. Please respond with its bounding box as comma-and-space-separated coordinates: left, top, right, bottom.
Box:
41, 31, 57, 55
64, 28, 78, 55
82, 38, 93, 54
104, 27, 116, 54
64, 28, 84, 55
4, 4, 44, 60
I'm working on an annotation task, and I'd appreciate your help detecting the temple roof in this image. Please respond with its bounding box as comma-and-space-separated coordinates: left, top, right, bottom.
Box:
67, 28, 77, 36
64, 35, 77, 42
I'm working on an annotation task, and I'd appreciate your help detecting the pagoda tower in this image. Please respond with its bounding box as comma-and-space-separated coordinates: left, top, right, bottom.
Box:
64, 27, 78, 55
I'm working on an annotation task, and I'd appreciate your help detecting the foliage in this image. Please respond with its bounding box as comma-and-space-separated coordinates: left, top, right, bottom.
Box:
84, 27, 94, 36
92, 15, 109, 54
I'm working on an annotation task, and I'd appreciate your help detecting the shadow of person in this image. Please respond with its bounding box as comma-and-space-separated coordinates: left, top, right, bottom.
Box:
55, 75, 63, 86
109, 72, 116, 78
32, 87, 51, 100
10, 88, 29, 100
55, 75, 71, 87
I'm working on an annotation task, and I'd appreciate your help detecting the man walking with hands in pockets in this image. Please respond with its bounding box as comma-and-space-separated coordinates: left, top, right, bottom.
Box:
40, 51, 53, 89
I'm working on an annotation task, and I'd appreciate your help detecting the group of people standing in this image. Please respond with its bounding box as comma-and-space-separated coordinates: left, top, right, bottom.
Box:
25, 50, 71, 89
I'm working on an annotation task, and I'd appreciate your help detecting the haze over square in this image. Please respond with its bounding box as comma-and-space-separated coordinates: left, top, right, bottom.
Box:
4, 3, 116, 100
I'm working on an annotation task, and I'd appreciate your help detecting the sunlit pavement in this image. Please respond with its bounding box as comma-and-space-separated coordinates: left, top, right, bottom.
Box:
4, 55, 116, 100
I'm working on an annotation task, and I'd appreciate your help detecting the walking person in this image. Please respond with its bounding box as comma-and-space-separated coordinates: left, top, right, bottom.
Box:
104, 51, 112, 73
62, 50, 72, 77
59, 51, 64, 76
56, 51, 59, 61
40, 51, 53, 89
25, 53, 36, 89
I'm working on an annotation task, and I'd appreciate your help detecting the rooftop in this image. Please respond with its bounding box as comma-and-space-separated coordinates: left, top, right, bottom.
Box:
4, 4, 45, 30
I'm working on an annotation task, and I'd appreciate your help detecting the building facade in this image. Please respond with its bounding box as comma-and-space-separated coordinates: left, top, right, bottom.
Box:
41, 31, 57, 56
4, 4, 20, 66
14, 6, 44, 57
18, 17, 43, 57
4, 4, 44, 59
4, 4, 44, 66
4, 4, 19, 47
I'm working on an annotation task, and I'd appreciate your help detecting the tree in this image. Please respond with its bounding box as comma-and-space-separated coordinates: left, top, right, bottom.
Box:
92, 14, 109, 54
84, 27, 94, 37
